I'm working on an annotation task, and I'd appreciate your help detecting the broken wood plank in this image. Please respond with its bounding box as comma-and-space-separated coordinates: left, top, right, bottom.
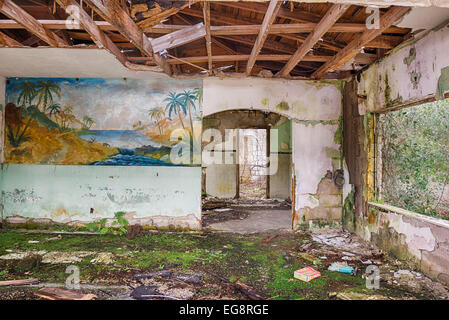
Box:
0, 278, 39, 286
35, 287, 97, 300
277, 4, 350, 77
150, 22, 206, 53
312, 6, 411, 78
246, 0, 282, 75
0, 0, 67, 47
85, 0, 171, 75
234, 281, 270, 300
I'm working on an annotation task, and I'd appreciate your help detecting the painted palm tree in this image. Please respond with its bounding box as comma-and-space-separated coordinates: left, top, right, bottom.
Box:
164, 92, 186, 130
48, 103, 61, 120
35, 80, 61, 112
82, 116, 95, 129
15, 81, 36, 107
193, 87, 203, 105
179, 89, 197, 137
148, 107, 165, 135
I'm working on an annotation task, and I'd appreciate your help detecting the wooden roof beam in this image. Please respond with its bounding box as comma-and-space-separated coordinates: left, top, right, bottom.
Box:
84, 0, 171, 75
54, 0, 127, 66
312, 6, 411, 78
203, 1, 212, 72
246, 0, 282, 75
278, 4, 350, 77
0, 0, 67, 47
0, 30, 23, 47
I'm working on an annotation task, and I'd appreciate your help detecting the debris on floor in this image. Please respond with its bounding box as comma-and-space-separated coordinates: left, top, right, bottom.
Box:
328, 262, 356, 274
35, 287, 97, 300
294, 267, 321, 282
0, 278, 39, 286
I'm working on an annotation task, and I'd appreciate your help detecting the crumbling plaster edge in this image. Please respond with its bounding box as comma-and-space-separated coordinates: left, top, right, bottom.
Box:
368, 201, 449, 230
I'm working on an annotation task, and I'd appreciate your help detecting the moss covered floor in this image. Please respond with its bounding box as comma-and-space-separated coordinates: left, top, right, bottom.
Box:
0, 229, 443, 300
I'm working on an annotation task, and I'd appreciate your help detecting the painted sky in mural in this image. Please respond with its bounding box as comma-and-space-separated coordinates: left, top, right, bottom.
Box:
4, 77, 202, 166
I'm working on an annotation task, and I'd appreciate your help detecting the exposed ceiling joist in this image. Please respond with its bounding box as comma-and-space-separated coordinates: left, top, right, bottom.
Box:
278, 4, 350, 77
203, 1, 212, 72
0, 30, 23, 47
54, 0, 127, 66
84, 0, 171, 75
246, 0, 282, 75
0, 0, 67, 47
312, 6, 411, 78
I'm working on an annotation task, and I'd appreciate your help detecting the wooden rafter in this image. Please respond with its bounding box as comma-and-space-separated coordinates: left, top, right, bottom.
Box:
128, 52, 376, 65
278, 4, 350, 77
0, 0, 67, 47
246, 0, 282, 75
0, 30, 23, 47
203, 1, 212, 72
312, 6, 411, 78
0, 19, 408, 38
84, 0, 171, 75
54, 0, 127, 66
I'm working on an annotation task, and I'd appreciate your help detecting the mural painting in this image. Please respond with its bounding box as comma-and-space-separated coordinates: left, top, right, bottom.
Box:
4, 78, 202, 166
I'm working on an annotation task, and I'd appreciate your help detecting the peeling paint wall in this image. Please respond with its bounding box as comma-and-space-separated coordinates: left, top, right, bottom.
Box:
203, 78, 343, 225
363, 203, 449, 286
0, 164, 201, 229
358, 22, 449, 113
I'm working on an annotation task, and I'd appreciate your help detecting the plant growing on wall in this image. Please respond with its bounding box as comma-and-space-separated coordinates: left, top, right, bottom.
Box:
87, 211, 129, 236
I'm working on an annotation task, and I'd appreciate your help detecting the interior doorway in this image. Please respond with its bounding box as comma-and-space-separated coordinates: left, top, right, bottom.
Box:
201, 110, 293, 232
238, 128, 267, 199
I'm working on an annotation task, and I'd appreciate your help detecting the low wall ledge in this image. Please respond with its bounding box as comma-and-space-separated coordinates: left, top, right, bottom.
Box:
368, 202, 449, 230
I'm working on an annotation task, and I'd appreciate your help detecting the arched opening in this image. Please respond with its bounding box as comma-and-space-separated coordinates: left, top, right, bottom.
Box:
201, 109, 292, 233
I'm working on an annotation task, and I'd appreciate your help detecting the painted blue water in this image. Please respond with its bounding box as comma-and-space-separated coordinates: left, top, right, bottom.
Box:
79, 130, 161, 149
90, 154, 175, 166
80, 130, 173, 166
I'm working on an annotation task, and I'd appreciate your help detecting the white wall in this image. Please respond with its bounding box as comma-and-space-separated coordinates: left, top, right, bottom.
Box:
358, 23, 449, 113
203, 77, 343, 224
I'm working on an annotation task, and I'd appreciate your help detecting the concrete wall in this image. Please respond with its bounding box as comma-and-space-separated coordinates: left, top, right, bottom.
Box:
0, 76, 202, 229
352, 22, 449, 282
1, 164, 201, 229
358, 22, 449, 114
203, 78, 343, 225
269, 120, 291, 200
0, 76, 4, 163
363, 202, 449, 286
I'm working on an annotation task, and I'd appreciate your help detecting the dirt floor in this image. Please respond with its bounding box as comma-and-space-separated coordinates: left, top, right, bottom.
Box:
0, 225, 448, 300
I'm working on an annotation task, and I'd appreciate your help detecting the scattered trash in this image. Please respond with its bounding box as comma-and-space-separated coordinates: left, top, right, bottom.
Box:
262, 235, 278, 243
35, 287, 97, 300
46, 235, 62, 241
27, 241, 39, 244
90, 252, 114, 265
298, 252, 321, 265
214, 208, 232, 212
294, 267, 321, 282
0, 278, 39, 286
131, 285, 162, 300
